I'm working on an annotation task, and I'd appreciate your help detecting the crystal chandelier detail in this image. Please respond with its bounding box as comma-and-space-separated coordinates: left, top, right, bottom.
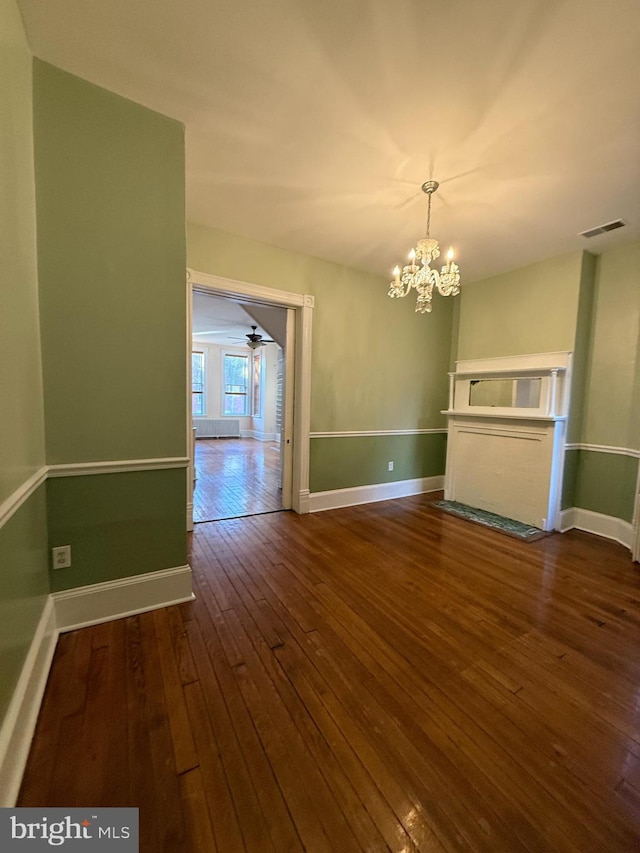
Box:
388, 180, 461, 314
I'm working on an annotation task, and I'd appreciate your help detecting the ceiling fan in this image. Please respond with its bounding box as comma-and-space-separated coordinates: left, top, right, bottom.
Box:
232, 325, 275, 350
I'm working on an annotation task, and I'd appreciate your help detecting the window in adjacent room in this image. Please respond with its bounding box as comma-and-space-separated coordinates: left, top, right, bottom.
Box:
192, 350, 205, 416
223, 352, 250, 415
252, 351, 262, 417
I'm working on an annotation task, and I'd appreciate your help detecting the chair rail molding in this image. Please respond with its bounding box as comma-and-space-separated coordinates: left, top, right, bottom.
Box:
47, 457, 189, 477
564, 443, 640, 458
0, 466, 48, 530
310, 428, 447, 438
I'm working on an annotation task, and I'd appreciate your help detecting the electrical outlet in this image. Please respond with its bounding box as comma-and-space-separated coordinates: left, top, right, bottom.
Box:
52, 545, 71, 569
388, 461, 394, 471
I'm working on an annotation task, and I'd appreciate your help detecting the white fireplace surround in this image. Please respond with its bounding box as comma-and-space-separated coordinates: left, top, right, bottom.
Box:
443, 352, 572, 531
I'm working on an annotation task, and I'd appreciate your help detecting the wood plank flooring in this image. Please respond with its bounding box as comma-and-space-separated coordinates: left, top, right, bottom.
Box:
19, 493, 640, 851
193, 438, 282, 522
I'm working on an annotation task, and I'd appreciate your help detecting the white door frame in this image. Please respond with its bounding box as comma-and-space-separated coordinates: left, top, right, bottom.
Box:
633, 462, 640, 563
186, 277, 195, 530
186, 269, 314, 523
280, 307, 296, 510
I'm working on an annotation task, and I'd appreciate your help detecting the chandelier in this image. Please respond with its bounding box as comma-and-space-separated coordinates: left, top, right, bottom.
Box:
388, 180, 461, 314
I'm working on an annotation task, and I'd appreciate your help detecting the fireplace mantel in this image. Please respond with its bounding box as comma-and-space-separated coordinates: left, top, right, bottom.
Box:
443, 352, 572, 531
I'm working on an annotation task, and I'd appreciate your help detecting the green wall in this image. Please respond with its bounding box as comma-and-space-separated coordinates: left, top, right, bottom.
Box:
34, 61, 188, 586
457, 251, 584, 360
310, 267, 453, 434
310, 434, 447, 493
34, 61, 187, 463
189, 223, 308, 297
580, 240, 640, 449
0, 0, 50, 725
461, 243, 639, 528
188, 222, 454, 492
566, 252, 597, 444
0, 491, 49, 722
188, 222, 453, 431
1, 40, 189, 741
561, 448, 579, 512
565, 450, 637, 523
47, 471, 187, 592
0, 1, 46, 503
569, 239, 640, 521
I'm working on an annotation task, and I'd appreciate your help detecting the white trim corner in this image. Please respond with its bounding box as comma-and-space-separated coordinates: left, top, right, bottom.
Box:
559, 507, 634, 551
0, 466, 48, 532
0, 597, 57, 807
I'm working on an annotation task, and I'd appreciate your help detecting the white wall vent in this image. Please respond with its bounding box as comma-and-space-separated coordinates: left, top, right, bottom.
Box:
580, 219, 626, 238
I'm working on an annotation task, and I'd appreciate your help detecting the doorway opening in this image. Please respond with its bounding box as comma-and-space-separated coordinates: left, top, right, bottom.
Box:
191, 290, 287, 522
186, 270, 313, 528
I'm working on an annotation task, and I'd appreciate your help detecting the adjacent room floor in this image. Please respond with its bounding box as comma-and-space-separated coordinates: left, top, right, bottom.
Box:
193, 437, 282, 522
18, 493, 640, 851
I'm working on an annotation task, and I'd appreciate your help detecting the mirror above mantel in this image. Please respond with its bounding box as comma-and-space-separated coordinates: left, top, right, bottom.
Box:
468, 377, 542, 409
443, 351, 572, 421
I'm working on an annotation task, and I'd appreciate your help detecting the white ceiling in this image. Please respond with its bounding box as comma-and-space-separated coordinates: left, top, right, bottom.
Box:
18, 0, 640, 282
192, 292, 282, 347
192, 293, 255, 347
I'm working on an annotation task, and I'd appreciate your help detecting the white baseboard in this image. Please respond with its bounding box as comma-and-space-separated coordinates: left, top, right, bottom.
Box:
560, 507, 634, 551
296, 488, 310, 514
559, 507, 576, 532
0, 565, 194, 806
309, 475, 445, 513
53, 565, 194, 633
0, 597, 57, 807
240, 429, 278, 441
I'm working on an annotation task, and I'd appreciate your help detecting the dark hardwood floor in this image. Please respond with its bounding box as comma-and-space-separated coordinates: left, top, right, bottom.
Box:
193, 438, 282, 523
18, 493, 640, 851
